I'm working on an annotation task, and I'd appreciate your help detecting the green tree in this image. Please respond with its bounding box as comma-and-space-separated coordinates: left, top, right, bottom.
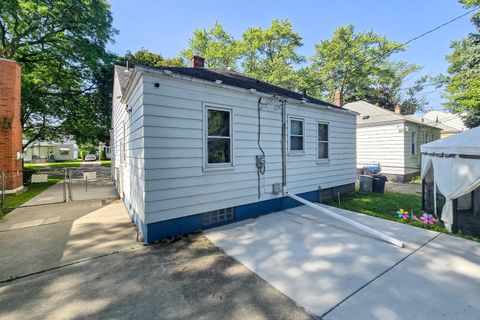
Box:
241, 19, 305, 89
443, 0, 480, 127
181, 22, 241, 68
306, 24, 427, 113
125, 48, 185, 67
0, 0, 117, 148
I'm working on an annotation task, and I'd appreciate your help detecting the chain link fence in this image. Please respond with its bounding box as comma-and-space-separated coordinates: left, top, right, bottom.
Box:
1, 166, 118, 214
68, 166, 117, 201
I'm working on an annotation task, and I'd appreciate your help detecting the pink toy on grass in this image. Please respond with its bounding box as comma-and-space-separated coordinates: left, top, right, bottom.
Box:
420, 213, 437, 225
411, 214, 421, 222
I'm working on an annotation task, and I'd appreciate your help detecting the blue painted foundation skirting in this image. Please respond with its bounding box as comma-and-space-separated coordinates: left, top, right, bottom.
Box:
127, 183, 354, 244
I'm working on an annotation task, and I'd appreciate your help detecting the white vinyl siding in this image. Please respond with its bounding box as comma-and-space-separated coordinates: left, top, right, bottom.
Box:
356, 123, 406, 175
111, 68, 146, 223
139, 73, 356, 224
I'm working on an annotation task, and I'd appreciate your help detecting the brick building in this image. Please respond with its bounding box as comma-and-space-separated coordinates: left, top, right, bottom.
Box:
0, 58, 23, 193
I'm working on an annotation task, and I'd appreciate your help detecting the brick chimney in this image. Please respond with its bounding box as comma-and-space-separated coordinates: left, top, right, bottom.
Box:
334, 90, 343, 106
0, 59, 23, 193
190, 56, 205, 68
394, 105, 401, 114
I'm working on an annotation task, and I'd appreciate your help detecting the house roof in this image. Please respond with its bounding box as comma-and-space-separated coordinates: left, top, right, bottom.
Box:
420, 110, 467, 133
343, 101, 441, 129
422, 125, 480, 156
114, 65, 133, 95
135, 65, 340, 109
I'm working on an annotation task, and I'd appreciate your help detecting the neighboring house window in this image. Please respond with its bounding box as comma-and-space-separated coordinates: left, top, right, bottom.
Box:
318, 122, 329, 160
58, 148, 70, 155
206, 107, 232, 165
289, 117, 304, 152
411, 131, 417, 155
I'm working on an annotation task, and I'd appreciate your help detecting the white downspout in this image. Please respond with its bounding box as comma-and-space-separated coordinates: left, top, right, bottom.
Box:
281, 100, 287, 195
288, 194, 404, 248
433, 172, 437, 218
278, 97, 403, 247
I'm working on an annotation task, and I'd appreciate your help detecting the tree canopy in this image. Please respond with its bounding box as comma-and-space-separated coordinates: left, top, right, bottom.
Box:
240, 19, 305, 89
1, 4, 442, 147
443, 0, 480, 127
180, 22, 241, 68
0, 0, 117, 147
125, 48, 185, 67
180, 21, 429, 113
304, 24, 428, 114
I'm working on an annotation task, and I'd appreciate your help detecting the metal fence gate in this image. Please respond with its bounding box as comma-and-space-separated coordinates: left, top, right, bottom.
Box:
67, 166, 117, 202
1, 166, 118, 213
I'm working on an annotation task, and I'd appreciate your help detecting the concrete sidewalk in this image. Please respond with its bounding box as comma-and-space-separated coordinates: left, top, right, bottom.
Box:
0, 200, 137, 281
206, 204, 480, 319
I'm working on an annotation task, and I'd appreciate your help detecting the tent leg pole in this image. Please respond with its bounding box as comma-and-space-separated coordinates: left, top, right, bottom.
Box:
287, 193, 404, 248
433, 174, 437, 218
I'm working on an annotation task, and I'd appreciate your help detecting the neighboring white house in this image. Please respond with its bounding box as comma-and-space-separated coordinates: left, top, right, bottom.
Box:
98, 142, 111, 159
420, 110, 467, 138
343, 101, 442, 183
111, 57, 357, 243
23, 138, 78, 162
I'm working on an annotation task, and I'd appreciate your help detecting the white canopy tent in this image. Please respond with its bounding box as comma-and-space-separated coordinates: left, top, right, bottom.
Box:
421, 126, 480, 230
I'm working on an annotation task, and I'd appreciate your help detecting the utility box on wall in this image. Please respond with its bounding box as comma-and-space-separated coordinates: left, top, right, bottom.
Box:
0, 58, 23, 193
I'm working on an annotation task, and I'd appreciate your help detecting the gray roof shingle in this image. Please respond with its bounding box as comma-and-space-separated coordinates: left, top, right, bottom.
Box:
137, 65, 339, 108
115, 65, 133, 94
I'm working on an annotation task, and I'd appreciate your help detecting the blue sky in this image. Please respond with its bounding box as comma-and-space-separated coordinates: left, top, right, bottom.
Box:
107, 0, 476, 112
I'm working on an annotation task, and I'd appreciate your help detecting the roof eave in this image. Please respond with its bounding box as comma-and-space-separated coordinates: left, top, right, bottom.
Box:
137, 66, 356, 116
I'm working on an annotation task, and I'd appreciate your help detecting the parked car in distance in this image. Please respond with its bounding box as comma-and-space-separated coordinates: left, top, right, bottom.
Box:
84, 154, 97, 161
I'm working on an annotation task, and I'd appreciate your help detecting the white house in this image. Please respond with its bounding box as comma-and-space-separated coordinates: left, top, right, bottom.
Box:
343, 101, 442, 183
23, 138, 78, 162
420, 110, 467, 138
111, 57, 357, 243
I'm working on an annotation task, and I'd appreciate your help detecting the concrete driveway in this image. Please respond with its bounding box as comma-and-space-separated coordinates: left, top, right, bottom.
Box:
0, 201, 313, 320
206, 204, 480, 319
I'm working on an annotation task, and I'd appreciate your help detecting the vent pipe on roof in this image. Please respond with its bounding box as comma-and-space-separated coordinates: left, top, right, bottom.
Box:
190, 56, 205, 68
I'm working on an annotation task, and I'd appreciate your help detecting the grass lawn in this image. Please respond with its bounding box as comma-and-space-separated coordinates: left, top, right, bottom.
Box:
326, 191, 448, 233
1, 178, 62, 218
24, 160, 82, 169
24, 159, 112, 169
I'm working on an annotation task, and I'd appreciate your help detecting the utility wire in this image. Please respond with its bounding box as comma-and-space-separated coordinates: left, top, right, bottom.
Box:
339, 8, 477, 87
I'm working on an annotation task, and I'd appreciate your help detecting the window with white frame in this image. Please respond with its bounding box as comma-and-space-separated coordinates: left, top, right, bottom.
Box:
206, 107, 232, 165
411, 131, 417, 155
318, 122, 329, 160
289, 117, 304, 152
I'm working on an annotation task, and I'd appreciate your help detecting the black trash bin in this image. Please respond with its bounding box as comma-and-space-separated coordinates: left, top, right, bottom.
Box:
372, 175, 388, 193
